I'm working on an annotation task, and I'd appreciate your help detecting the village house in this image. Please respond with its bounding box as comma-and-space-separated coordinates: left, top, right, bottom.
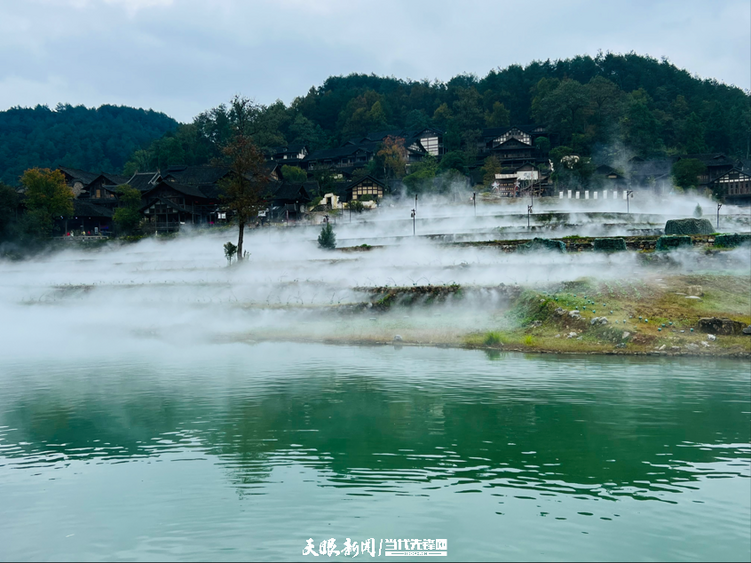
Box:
710, 168, 751, 204
478, 126, 550, 169
493, 163, 550, 197
268, 180, 318, 222
346, 175, 387, 201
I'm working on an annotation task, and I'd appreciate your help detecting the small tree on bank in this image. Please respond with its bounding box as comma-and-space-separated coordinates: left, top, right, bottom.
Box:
318, 221, 336, 250
219, 96, 271, 261
223, 241, 237, 265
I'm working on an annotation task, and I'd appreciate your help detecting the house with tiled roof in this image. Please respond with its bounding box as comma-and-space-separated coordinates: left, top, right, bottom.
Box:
477, 126, 550, 170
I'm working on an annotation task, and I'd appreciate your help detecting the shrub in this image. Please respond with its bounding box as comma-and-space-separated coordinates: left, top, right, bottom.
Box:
594, 238, 627, 252
656, 235, 692, 251
484, 331, 503, 346
714, 233, 751, 248
223, 241, 237, 264
518, 237, 566, 253
318, 221, 336, 250
348, 200, 365, 213
664, 218, 713, 235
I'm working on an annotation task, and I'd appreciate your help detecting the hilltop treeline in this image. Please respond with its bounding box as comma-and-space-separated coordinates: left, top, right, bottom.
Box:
0, 104, 178, 185
126, 52, 750, 173
1, 53, 748, 184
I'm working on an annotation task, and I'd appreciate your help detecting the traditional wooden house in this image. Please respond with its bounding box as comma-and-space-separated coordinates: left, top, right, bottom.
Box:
710, 168, 751, 205
676, 153, 739, 187
58, 167, 99, 197
268, 144, 309, 163
478, 126, 549, 169
305, 144, 379, 171
493, 164, 549, 197
78, 173, 129, 207
70, 200, 114, 234
139, 180, 215, 232
593, 165, 627, 189
268, 181, 317, 221
355, 129, 444, 161
126, 171, 162, 193
345, 175, 387, 201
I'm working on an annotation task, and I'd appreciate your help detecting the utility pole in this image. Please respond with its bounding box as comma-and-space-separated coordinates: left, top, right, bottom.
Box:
626, 190, 633, 215
411, 208, 416, 236
717, 202, 722, 231
527, 204, 533, 229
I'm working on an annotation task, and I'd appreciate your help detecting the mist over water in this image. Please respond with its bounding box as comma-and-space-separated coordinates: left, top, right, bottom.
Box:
1, 191, 749, 352
0, 192, 749, 560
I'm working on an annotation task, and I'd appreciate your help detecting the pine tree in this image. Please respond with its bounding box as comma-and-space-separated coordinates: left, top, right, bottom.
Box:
318, 221, 336, 249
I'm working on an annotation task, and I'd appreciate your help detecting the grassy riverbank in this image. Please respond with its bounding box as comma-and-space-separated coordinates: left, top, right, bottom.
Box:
464, 273, 750, 357
229, 272, 750, 358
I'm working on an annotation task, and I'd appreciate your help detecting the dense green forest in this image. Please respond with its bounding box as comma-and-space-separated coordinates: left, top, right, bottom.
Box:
126, 52, 750, 174
0, 104, 178, 185
0, 53, 748, 185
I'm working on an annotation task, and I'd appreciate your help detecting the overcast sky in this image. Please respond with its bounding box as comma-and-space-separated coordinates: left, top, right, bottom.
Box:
1, 0, 749, 123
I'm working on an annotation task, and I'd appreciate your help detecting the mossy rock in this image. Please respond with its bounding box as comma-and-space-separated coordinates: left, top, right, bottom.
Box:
714, 233, 751, 248
518, 237, 566, 253
656, 235, 692, 251
664, 218, 714, 235
593, 238, 627, 252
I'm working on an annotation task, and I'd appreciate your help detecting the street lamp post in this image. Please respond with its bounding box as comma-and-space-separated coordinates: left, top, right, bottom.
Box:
411, 208, 416, 236
529, 180, 534, 209
717, 202, 722, 231
527, 204, 533, 229
472, 192, 476, 217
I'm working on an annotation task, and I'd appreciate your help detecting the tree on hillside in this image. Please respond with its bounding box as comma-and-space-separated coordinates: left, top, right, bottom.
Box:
672, 159, 707, 190
113, 184, 143, 235
219, 96, 271, 261
377, 136, 408, 179
403, 155, 438, 195
20, 168, 73, 236
481, 156, 502, 186
439, 151, 469, 174
484, 101, 511, 128
281, 165, 307, 183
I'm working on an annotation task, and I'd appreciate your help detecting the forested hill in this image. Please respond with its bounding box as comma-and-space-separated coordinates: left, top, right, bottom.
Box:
127, 52, 750, 174
0, 104, 178, 185
2, 53, 749, 182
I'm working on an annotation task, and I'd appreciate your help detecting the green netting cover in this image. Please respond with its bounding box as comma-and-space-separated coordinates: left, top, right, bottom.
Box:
594, 238, 627, 252
714, 233, 751, 248
518, 237, 566, 253
656, 235, 693, 251
664, 218, 714, 235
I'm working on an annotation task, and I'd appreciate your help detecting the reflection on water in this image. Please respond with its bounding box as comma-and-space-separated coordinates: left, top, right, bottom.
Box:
0, 343, 749, 561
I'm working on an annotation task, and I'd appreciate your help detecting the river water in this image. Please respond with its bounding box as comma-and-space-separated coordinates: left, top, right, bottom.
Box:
0, 342, 748, 561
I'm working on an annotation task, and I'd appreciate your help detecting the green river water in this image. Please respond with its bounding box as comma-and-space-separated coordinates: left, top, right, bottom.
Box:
0, 342, 749, 561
